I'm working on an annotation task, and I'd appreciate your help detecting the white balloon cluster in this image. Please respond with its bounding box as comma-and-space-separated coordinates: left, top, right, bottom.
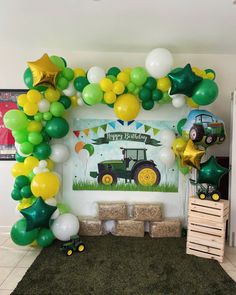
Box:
158, 129, 176, 168
49, 144, 70, 163
33, 160, 49, 175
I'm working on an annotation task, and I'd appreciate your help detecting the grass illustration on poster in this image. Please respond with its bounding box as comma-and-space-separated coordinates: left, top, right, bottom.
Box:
72, 118, 179, 192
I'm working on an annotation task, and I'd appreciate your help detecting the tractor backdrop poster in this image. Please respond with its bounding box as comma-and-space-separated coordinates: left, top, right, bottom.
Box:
72, 119, 179, 192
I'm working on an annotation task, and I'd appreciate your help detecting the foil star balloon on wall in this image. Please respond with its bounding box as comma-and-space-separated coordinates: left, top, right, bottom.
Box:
168, 64, 202, 97
20, 197, 57, 231
197, 156, 229, 186
27, 54, 60, 88
181, 139, 205, 169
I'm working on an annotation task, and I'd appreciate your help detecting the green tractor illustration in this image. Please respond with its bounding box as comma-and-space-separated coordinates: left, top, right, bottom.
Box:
90, 147, 161, 186
60, 235, 85, 256
189, 114, 225, 145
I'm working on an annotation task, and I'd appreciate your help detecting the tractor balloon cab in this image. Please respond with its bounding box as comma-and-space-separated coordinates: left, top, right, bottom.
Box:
189, 114, 225, 145
190, 179, 221, 202
90, 147, 161, 186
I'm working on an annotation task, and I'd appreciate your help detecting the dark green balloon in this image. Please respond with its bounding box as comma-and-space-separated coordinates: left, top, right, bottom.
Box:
33, 143, 51, 160
177, 118, 187, 136
83, 144, 94, 156
36, 228, 55, 247
59, 95, 71, 109
20, 185, 32, 198
107, 67, 120, 77
45, 117, 69, 138
142, 100, 154, 110
144, 77, 157, 90
152, 89, 163, 101
41, 129, 51, 142
139, 88, 152, 102
11, 188, 22, 201
15, 152, 26, 163
192, 79, 218, 106
11, 219, 39, 246
205, 69, 216, 80
15, 175, 30, 188
74, 77, 89, 92
23, 68, 47, 92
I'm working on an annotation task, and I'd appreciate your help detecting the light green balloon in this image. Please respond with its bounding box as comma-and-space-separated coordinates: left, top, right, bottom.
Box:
3, 110, 28, 131
28, 132, 43, 145
50, 102, 65, 117
82, 84, 103, 105
130, 67, 148, 86
13, 130, 28, 144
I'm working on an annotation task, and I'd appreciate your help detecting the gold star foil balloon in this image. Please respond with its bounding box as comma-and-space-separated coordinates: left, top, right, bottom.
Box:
27, 54, 60, 88
182, 139, 205, 169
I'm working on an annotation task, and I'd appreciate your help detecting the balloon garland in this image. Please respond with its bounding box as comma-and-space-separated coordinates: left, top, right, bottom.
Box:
3, 48, 227, 247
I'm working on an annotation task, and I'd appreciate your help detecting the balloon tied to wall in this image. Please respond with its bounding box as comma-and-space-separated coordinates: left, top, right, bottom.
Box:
3, 48, 226, 248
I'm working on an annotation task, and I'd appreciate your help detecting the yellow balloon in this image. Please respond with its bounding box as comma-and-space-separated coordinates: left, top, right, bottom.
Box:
206, 72, 215, 80
117, 72, 130, 85
45, 88, 60, 102
157, 77, 171, 92
70, 95, 78, 107
23, 102, 38, 116
191, 67, 205, 78
187, 97, 199, 109
123, 67, 132, 75
27, 89, 42, 103
17, 94, 28, 107
31, 172, 60, 200
46, 159, 54, 170
18, 198, 34, 211
100, 78, 113, 92
114, 94, 140, 121
172, 138, 187, 156
24, 156, 39, 170
74, 68, 86, 78
112, 81, 125, 95
11, 163, 29, 177
27, 121, 43, 132
104, 91, 117, 104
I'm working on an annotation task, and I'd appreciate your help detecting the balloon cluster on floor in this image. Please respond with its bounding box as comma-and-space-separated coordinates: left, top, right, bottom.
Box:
3, 48, 227, 247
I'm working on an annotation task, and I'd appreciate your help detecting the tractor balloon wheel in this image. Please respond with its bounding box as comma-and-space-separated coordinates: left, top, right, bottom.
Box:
134, 164, 160, 186
98, 170, 117, 185
211, 191, 221, 202
198, 192, 207, 200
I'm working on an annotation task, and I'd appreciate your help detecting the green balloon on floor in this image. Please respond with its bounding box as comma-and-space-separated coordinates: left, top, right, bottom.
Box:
11, 219, 39, 246
36, 228, 55, 247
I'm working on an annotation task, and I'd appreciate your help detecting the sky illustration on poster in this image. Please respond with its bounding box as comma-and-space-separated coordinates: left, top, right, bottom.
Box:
72, 119, 179, 192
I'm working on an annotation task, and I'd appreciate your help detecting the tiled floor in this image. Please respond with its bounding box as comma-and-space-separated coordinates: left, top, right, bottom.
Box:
0, 229, 236, 294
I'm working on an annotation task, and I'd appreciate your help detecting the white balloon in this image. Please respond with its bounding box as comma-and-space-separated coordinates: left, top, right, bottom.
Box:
51, 209, 60, 220
51, 213, 80, 241
87, 66, 105, 83
159, 147, 176, 167
45, 198, 57, 206
77, 98, 85, 106
145, 48, 173, 78
172, 96, 186, 108
33, 167, 42, 175
15, 143, 31, 157
38, 99, 50, 113
49, 144, 70, 163
159, 129, 176, 147
39, 160, 47, 168
63, 81, 76, 97
77, 149, 90, 164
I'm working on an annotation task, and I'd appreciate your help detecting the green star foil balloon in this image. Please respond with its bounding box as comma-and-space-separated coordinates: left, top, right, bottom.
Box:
20, 197, 57, 231
168, 64, 202, 97
197, 156, 229, 186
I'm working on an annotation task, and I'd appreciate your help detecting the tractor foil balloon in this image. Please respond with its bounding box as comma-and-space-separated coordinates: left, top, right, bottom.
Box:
182, 110, 226, 148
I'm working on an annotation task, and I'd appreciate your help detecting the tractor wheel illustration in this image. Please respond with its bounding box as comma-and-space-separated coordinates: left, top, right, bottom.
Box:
205, 135, 217, 145
190, 126, 204, 142
134, 164, 160, 186
211, 190, 221, 202
98, 170, 117, 185
77, 243, 85, 253
198, 191, 207, 200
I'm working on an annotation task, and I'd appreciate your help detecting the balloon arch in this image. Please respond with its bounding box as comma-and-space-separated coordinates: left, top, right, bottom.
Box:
3, 48, 228, 247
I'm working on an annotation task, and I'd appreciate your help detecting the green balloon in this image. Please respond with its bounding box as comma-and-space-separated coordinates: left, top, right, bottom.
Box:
33, 143, 51, 160
11, 219, 39, 246
36, 228, 55, 248
139, 88, 152, 102
74, 77, 89, 92
159, 92, 172, 104
177, 118, 187, 136
45, 117, 69, 138
152, 89, 163, 102
15, 175, 30, 188
50, 102, 65, 117
41, 129, 51, 142
3, 110, 28, 131
127, 82, 136, 92
23, 68, 47, 92
205, 69, 216, 80
83, 144, 94, 156
15, 153, 26, 163
28, 132, 43, 145
82, 84, 103, 105
13, 130, 28, 144
134, 87, 141, 95
56, 76, 69, 90
130, 67, 147, 86
20, 142, 34, 154
142, 100, 154, 110
34, 113, 43, 122
144, 77, 157, 90
28, 171, 35, 181
107, 67, 120, 77
60, 57, 67, 67
177, 159, 190, 175
49, 56, 66, 70
192, 79, 218, 106
20, 185, 32, 198
106, 75, 116, 82
62, 67, 74, 81
59, 95, 71, 109
11, 188, 22, 201
43, 112, 53, 121
57, 203, 70, 214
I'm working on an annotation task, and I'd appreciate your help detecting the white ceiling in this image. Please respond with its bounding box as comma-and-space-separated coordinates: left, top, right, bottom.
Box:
1, 0, 236, 54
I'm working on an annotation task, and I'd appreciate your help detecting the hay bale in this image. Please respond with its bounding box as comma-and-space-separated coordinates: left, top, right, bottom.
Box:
113, 220, 144, 237
79, 218, 105, 236
133, 203, 162, 221
149, 218, 181, 238
98, 202, 128, 220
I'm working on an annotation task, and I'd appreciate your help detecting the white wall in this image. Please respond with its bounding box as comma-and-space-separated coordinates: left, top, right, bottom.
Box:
0, 47, 235, 226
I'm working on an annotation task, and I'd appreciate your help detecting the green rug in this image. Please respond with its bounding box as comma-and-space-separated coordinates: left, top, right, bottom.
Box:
12, 235, 236, 295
